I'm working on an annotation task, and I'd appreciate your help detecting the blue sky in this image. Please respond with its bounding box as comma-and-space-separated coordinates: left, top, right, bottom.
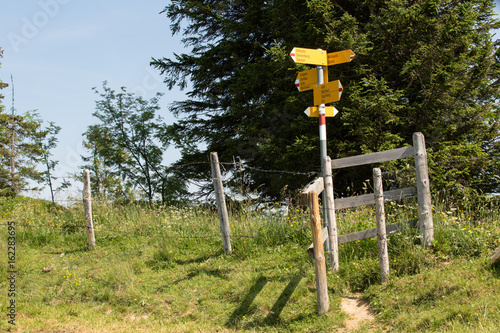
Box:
0, 0, 186, 200
1, 1, 500, 201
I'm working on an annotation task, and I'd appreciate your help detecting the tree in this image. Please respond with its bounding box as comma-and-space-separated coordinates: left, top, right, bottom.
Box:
0, 48, 7, 105
0, 111, 51, 197
82, 82, 188, 202
80, 124, 134, 199
40, 121, 70, 203
2, 47, 65, 197
152, 0, 500, 199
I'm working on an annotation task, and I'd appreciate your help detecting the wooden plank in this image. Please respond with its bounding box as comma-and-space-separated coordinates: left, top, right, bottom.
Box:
413, 132, 434, 249
301, 177, 324, 207
334, 193, 374, 210
385, 187, 418, 201
338, 220, 418, 245
303, 177, 324, 194
307, 227, 329, 259
307, 220, 418, 259
210, 152, 232, 254
374, 168, 389, 282
491, 248, 500, 264
83, 169, 96, 249
307, 191, 330, 315
331, 147, 414, 170
323, 156, 339, 271
338, 228, 377, 245
334, 187, 417, 210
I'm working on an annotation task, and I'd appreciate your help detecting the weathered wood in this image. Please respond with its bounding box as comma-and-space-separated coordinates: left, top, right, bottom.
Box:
491, 248, 500, 264
301, 177, 324, 206
210, 152, 232, 254
308, 191, 330, 315
83, 169, 95, 249
338, 220, 418, 245
307, 220, 418, 259
323, 156, 339, 271
413, 133, 434, 248
374, 168, 389, 282
331, 146, 414, 170
334, 187, 417, 210
303, 177, 324, 194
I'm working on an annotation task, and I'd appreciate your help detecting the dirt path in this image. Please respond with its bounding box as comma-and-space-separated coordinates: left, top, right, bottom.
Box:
338, 295, 375, 332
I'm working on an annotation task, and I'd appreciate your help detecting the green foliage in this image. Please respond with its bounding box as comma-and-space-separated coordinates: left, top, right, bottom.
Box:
0, 48, 7, 104
0, 111, 57, 197
81, 82, 188, 202
40, 121, 68, 203
152, 0, 500, 199
1, 51, 63, 198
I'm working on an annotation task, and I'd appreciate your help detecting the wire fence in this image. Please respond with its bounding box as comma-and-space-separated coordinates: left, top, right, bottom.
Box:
0, 216, 311, 241
5, 155, 499, 245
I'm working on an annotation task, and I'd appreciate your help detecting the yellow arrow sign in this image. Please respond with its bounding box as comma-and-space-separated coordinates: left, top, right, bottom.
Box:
314, 80, 343, 105
327, 49, 355, 66
295, 69, 329, 92
304, 106, 339, 117
290, 47, 327, 66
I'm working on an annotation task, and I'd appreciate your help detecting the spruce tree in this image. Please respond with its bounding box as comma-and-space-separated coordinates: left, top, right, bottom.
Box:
152, 0, 500, 198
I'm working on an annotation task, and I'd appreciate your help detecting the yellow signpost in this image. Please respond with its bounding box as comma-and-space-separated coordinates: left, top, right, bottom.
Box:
304, 106, 339, 117
295, 68, 328, 92
290, 47, 327, 66
313, 80, 343, 106
327, 49, 356, 66
290, 46, 354, 283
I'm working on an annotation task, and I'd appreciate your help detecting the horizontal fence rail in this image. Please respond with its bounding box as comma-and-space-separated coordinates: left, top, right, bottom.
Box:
334, 187, 417, 210
331, 146, 415, 169
307, 220, 418, 259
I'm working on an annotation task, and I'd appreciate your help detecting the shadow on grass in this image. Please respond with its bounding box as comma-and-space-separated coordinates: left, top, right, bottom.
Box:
155, 267, 231, 293
226, 275, 268, 328
265, 275, 303, 324
173, 266, 231, 284
225, 275, 304, 329
44, 246, 89, 255
173, 249, 225, 265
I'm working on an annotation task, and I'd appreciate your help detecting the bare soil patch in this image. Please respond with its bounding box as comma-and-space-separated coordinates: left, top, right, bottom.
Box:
339, 294, 375, 332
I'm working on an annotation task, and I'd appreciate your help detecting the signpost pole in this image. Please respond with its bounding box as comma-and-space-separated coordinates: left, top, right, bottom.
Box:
290, 46, 354, 271
316, 64, 330, 254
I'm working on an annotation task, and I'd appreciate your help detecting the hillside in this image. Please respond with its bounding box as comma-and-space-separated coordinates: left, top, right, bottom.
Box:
0, 196, 499, 332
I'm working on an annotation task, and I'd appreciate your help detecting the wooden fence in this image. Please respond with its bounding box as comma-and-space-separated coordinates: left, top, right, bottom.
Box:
302, 132, 434, 313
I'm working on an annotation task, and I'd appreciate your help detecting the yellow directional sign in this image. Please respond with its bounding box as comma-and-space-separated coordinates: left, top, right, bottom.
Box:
290, 47, 327, 66
304, 106, 339, 117
314, 80, 343, 105
327, 49, 355, 66
295, 68, 328, 92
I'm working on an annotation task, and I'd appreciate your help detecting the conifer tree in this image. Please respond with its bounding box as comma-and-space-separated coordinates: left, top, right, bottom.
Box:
152, 0, 500, 198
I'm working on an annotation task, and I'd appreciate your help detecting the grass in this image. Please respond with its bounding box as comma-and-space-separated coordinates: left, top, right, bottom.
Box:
0, 194, 499, 332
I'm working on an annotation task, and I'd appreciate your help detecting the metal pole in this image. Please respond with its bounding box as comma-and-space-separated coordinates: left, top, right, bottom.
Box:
317, 64, 330, 254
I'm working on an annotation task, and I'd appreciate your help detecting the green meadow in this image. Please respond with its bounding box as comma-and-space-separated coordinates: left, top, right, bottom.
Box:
1, 194, 499, 332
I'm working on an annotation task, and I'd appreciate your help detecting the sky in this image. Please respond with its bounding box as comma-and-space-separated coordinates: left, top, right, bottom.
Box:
1, 1, 500, 201
0, 0, 187, 200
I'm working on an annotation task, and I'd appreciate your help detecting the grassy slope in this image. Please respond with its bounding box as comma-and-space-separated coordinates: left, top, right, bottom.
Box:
0, 196, 499, 332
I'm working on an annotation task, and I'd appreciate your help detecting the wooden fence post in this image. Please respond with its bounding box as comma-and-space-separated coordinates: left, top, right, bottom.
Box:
308, 191, 330, 315
210, 152, 232, 254
373, 168, 389, 282
323, 156, 339, 271
413, 132, 434, 248
83, 169, 95, 249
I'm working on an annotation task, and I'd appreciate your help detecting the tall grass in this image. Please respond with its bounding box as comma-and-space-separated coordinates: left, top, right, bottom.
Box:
0, 193, 499, 332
